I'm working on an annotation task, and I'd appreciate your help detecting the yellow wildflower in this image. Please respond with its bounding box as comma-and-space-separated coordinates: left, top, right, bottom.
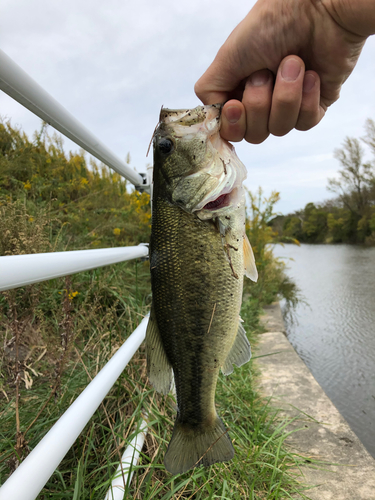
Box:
80, 177, 89, 186
24, 180, 31, 190
28, 217, 34, 222
68, 291, 79, 300
113, 228, 121, 236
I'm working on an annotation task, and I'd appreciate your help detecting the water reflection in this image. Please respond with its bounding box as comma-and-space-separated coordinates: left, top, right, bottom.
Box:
274, 244, 375, 458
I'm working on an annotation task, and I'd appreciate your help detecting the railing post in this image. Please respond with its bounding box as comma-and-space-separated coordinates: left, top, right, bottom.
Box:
104, 417, 148, 500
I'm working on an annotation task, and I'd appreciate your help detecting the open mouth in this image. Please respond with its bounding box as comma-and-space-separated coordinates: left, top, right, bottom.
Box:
203, 193, 230, 210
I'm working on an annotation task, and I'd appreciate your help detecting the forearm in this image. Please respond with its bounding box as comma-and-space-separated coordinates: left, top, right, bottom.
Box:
326, 0, 375, 37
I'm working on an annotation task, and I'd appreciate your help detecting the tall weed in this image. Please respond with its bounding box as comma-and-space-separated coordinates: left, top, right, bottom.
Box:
245, 188, 300, 311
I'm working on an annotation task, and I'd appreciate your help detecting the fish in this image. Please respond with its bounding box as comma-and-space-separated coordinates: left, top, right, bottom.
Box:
145, 104, 258, 475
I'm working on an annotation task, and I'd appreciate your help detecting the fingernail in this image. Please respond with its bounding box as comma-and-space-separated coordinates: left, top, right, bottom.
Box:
225, 106, 242, 124
281, 58, 302, 82
249, 71, 270, 87
303, 73, 316, 92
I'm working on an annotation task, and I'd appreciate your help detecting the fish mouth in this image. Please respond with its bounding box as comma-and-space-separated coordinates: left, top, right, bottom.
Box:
203, 193, 230, 210
157, 105, 222, 139
196, 186, 244, 220
160, 104, 222, 127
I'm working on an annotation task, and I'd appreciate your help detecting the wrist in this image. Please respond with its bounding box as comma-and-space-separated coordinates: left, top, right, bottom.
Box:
325, 0, 375, 37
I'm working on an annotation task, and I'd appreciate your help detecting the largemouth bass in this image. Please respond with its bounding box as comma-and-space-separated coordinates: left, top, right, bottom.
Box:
146, 104, 257, 475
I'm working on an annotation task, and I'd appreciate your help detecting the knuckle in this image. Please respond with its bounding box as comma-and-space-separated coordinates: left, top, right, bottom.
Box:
273, 93, 299, 108
194, 82, 201, 97
243, 97, 268, 113
269, 123, 293, 137
295, 121, 313, 132
296, 112, 319, 131
245, 127, 269, 144
243, 90, 271, 111
221, 125, 244, 143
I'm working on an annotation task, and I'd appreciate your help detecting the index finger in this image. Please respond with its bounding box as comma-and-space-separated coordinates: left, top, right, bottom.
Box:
194, 78, 229, 106
194, 40, 247, 105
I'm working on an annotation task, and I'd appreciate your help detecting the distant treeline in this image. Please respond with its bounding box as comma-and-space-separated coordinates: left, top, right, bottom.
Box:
273, 119, 375, 245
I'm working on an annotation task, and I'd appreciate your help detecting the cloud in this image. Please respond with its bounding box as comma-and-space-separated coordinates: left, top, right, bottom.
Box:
1, 0, 375, 214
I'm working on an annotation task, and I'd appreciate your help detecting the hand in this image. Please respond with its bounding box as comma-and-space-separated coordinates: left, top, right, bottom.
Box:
195, 0, 372, 144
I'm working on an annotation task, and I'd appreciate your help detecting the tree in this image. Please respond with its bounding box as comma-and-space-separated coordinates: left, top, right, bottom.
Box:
362, 118, 375, 158
327, 123, 375, 242
328, 137, 374, 217
362, 118, 375, 202
301, 203, 329, 242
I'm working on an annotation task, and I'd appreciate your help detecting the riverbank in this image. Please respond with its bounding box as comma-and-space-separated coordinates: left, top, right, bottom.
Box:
273, 243, 375, 457
257, 303, 375, 499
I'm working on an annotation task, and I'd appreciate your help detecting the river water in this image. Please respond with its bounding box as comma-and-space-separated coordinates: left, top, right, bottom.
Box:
273, 244, 375, 458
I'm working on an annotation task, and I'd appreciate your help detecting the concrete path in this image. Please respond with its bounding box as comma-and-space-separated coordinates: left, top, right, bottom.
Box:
257, 303, 375, 500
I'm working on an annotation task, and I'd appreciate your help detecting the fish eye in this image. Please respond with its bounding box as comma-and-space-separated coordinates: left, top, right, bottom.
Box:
158, 138, 174, 155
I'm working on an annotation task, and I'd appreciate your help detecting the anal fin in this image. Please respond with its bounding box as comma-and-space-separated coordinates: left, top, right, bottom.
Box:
146, 305, 173, 395
221, 321, 251, 376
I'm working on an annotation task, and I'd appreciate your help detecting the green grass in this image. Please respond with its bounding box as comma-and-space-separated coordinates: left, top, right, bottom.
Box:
0, 283, 312, 499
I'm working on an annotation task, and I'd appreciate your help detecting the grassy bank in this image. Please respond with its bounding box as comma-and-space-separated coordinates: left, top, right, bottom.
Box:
0, 121, 308, 498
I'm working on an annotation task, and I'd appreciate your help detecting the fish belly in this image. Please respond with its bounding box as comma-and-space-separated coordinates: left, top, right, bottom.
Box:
150, 198, 243, 473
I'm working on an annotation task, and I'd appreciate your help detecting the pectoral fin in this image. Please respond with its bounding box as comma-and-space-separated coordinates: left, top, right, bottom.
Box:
221, 321, 251, 376
243, 234, 258, 282
146, 305, 173, 395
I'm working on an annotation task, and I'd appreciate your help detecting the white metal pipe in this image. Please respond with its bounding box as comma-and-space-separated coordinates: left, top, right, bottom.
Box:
104, 417, 148, 500
0, 50, 149, 191
0, 315, 149, 500
0, 244, 149, 291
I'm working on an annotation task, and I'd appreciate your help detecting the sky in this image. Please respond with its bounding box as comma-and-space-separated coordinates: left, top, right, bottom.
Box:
1, 0, 375, 215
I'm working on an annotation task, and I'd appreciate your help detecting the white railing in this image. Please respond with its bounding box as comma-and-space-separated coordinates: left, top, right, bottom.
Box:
0, 244, 149, 291
0, 50, 153, 498
0, 49, 150, 193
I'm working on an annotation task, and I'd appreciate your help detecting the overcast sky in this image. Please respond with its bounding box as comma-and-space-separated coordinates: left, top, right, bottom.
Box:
1, 0, 375, 214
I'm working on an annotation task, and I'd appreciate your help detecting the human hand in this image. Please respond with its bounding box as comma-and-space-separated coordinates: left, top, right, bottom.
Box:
195, 0, 373, 144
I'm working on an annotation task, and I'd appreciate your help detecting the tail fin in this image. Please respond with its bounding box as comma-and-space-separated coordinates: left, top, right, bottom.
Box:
164, 415, 234, 475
